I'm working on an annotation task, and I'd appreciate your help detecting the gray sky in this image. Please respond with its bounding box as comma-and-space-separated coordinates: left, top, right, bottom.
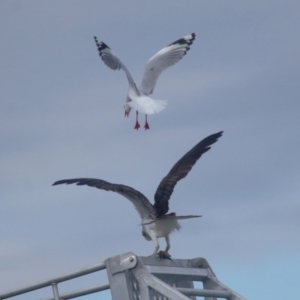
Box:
1, 1, 300, 299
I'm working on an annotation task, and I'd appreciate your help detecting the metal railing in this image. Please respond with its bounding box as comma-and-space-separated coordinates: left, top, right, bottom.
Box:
0, 262, 108, 300
0, 252, 246, 300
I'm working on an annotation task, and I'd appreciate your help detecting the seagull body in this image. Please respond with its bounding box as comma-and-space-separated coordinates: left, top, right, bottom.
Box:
53, 131, 223, 256
94, 33, 196, 130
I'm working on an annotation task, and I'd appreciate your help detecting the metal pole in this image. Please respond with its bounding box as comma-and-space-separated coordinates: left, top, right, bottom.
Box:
42, 283, 110, 300
51, 283, 60, 300
0, 262, 106, 299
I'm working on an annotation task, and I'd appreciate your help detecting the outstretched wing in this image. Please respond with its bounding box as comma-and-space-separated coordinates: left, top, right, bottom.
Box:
94, 36, 138, 92
154, 131, 223, 217
139, 33, 196, 95
53, 178, 156, 219
143, 213, 201, 225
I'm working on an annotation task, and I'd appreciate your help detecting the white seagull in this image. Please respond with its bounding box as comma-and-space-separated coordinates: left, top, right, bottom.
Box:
94, 33, 196, 130
53, 131, 223, 256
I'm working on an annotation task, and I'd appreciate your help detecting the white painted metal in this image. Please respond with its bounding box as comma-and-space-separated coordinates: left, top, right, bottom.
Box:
51, 283, 60, 300
0, 252, 246, 300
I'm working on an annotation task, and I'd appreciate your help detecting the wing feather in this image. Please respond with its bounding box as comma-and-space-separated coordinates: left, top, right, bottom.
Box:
158, 214, 202, 220
154, 131, 223, 217
139, 33, 196, 95
94, 37, 138, 92
53, 178, 156, 219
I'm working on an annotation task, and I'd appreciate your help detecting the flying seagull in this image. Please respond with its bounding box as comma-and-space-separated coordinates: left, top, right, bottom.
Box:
94, 33, 196, 130
53, 131, 222, 256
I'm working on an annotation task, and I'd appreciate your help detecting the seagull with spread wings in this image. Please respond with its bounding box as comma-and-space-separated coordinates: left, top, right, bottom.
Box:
53, 131, 223, 256
94, 33, 196, 130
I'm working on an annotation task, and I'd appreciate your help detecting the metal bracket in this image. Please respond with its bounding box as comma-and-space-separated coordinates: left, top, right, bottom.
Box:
106, 252, 137, 275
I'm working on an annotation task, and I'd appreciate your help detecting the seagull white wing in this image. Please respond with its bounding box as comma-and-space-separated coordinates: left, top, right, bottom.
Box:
53, 178, 156, 220
139, 33, 196, 95
94, 37, 138, 92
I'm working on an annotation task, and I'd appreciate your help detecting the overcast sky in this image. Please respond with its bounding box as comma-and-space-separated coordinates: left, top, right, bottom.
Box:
1, 1, 300, 299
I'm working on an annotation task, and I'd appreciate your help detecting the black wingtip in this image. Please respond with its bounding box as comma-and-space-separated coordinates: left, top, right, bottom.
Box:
94, 36, 110, 52
217, 130, 224, 137
208, 131, 223, 144
213, 131, 223, 138
52, 179, 73, 186
93, 36, 99, 45
52, 180, 62, 186
168, 33, 196, 48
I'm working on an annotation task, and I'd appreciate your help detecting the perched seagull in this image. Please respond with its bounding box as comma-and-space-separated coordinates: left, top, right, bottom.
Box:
53, 131, 223, 256
94, 33, 196, 130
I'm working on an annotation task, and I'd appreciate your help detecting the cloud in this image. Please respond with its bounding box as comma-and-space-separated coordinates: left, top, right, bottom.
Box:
1, 2, 300, 299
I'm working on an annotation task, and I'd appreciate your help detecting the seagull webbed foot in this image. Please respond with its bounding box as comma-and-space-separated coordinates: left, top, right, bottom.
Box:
134, 121, 140, 130
144, 115, 150, 130
157, 250, 172, 260
134, 111, 141, 130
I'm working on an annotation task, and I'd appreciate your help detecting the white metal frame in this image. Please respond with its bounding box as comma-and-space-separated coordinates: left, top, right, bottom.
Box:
0, 252, 246, 300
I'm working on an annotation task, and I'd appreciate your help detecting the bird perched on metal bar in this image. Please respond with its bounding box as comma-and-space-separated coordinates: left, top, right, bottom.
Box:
53, 131, 223, 256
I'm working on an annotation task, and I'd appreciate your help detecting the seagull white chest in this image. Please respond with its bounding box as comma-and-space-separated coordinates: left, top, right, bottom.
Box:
142, 218, 181, 240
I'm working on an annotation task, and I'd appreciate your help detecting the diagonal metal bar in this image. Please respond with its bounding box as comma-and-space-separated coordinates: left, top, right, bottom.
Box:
0, 262, 106, 300
177, 287, 232, 298
140, 273, 191, 300
51, 284, 60, 300
42, 283, 110, 300
146, 265, 209, 280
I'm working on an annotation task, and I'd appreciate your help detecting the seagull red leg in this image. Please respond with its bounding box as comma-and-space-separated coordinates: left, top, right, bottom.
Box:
144, 115, 150, 130
134, 111, 140, 130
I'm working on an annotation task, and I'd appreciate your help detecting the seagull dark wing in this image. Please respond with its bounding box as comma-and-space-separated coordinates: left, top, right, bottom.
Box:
53, 178, 156, 219
153, 131, 223, 217
139, 33, 195, 95
94, 37, 138, 92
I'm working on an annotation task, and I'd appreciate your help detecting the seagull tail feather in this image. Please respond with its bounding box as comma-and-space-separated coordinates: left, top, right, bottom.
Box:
128, 96, 167, 115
